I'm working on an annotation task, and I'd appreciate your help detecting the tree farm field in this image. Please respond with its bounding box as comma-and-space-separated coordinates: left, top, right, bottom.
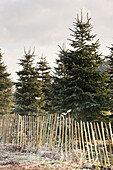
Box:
0, 144, 83, 170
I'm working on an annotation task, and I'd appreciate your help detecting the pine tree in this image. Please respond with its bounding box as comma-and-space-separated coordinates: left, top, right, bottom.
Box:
106, 44, 113, 112
52, 12, 108, 120
50, 45, 69, 113
0, 49, 13, 115
15, 49, 45, 115
36, 55, 51, 111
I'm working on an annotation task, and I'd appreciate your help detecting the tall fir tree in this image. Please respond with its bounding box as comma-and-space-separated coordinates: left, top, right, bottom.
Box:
15, 49, 45, 115
0, 49, 13, 115
51, 12, 108, 120
106, 44, 113, 112
36, 55, 51, 111
50, 45, 69, 113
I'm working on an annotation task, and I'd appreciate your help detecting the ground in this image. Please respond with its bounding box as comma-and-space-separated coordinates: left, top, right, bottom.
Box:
0, 144, 112, 169
0, 144, 81, 170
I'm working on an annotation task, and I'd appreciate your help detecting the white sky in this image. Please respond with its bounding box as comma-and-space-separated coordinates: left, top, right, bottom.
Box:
0, 0, 113, 81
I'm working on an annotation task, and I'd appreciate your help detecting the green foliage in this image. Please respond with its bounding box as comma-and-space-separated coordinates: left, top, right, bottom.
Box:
105, 44, 113, 112
0, 49, 13, 115
51, 12, 108, 120
36, 55, 51, 111
15, 50, 45, 115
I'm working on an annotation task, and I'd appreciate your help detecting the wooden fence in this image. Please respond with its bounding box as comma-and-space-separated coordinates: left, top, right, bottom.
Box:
0, 113, 113, 166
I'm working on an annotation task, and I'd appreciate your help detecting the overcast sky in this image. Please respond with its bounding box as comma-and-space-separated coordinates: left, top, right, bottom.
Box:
0, 0, 113, 81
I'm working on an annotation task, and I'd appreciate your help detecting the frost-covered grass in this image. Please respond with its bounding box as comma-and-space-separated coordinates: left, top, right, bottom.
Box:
0, 144, 111, 169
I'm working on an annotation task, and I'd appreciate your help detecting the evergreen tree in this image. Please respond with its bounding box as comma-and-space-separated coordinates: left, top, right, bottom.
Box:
106, 44, 113, 112
50, 45, 69, 113
52, 12, 108, 120
15, 49, 45, 115
0, 49, 13, 115
36, 55, 51, 111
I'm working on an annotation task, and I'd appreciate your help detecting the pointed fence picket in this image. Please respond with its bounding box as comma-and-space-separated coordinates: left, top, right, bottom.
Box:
0, 113, 113, 166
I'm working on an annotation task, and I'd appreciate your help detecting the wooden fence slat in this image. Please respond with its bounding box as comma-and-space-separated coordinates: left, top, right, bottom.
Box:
94, 122, 103, 165
75, 120, 78, 158
65, 117, 67, 157
69, 114, 71, 156
39, 117, 44, 148
50, 113, 57, 150
2, 116, 5, 143
105, 123, 113, 165
23, 116, 25, 146
83, 122, 91, 162
16, 115, 20, 145
87, 121, 94, 161
101, 122, 110, 166
42, 116, 47, 146
109, 122, 113, 145
49, 115, 54, 149
72, 119, 74, 157
9, 115, 16, 144
0, 117, 2, 141
36, 116, 39, 147
21, 116, 24, 147
46, 114, 51, 144
77, 122, 82, 158
4, 116, 8, 143
97, 122, 107, 167
90, 122, 99, 163
28, 116, 31, 147
57, 115, 61, 152
61, 116, 64, 152
53, 115, 59, 148
81, 121, 86, 161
